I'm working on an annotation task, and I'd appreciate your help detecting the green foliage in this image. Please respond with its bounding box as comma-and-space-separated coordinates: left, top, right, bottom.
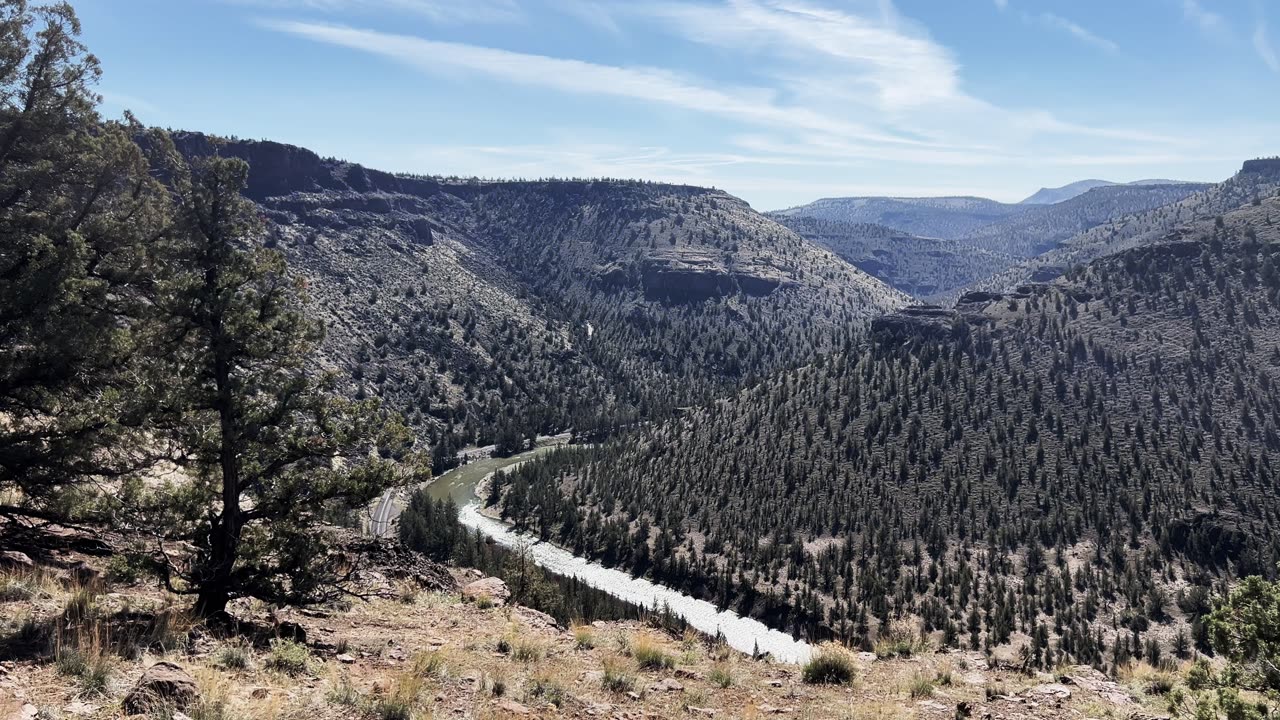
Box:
801, 646, 856, 686
0, 0, 171, 523
118, 146, 428, 616
265, 639, 310, 676
1209, 575, 1280, 693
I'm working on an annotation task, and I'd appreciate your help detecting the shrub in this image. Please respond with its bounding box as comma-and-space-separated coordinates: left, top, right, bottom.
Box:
708, 662, 733, 688
631, 635, 674, 671
1207, 575, 1280, 692
528, 674, 567, 707
908, 672, 936, 699
802, 646, 856, 686
217, 642, 251, 670
572, 624, 595, 650
601, 657, 636, 692
512, 639, 545, 662
266, 639, 311, 676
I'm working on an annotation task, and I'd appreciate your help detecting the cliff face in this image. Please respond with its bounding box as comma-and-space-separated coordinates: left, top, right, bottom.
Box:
1242, 158, 1280, 177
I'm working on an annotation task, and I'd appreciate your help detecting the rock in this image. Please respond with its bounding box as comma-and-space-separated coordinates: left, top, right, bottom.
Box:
66, 561, 100, 585
956, 701, 973, 718
759, 705, 794, 715
336, 654, 356, 664
275, 621, 307, 644
122, 662, 199, 714
20, 704, 37, 720
649, 678, 684, 692
497, 700, 532, 715
250, 688, 270, 700
0, 551, 34, 570
688, 708, 718, 717
408, 218, 434, 245
514, 606, 560, 631
462, 577, 510, 605
63, 700, 97, 716
1026, 684, 1072, 700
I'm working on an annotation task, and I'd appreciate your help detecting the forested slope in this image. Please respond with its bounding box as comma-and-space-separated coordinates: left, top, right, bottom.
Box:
171, 133, 906, 462
493, 191, 1280, 663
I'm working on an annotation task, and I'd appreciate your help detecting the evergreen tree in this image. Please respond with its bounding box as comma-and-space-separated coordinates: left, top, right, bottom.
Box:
0, 0, 169, 522
128, 145, 426, 618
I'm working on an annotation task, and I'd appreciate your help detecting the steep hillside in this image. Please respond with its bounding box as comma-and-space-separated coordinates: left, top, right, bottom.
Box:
959, 183, 1211, 259
169, 133, 906, 459
977, 163, 1280, 295
776, 184, 1206, 302
772, 196, 1024, 240
767, 216, 1013, 298
492, 193, 1280, 661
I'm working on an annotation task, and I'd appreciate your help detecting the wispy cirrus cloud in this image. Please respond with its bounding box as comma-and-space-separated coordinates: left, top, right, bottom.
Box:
1256, 20, 1280, 73
258, 0, 1215, 205
1182, 0, 1228, 36
1036, 12, 1119, 53
261, 17, 938, 146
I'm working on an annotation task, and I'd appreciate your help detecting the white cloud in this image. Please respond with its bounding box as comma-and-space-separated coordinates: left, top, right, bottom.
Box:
262, 18, 934, 146
257, 0, 1220, 206
1036, 12, 1119, 53
1183, 0, 1228, 36
1256, 21, 1280, 73
994, 0, 1008, 9
641, 0, 962, 111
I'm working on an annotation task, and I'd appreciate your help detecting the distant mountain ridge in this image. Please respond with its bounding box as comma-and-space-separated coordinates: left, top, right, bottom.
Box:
772, 195, 1023, 240
1020, 178, 1201, 205
775, 180, 1209, 300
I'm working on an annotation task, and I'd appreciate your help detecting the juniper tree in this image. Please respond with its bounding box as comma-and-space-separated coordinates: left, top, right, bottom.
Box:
131, 144, 426, 618
0, 0, 169, 521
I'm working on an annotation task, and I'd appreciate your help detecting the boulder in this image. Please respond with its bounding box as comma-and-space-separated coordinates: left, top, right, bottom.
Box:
122, 662, 198, 715
462, 577, 510, 605
0, 551, 34, 571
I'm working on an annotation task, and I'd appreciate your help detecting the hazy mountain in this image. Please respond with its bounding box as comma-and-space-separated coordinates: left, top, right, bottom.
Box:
776, 183, 1208, 301
958, 182, 1212, 258
1021, 178, 1203, 205
494, 186, 1280, 654
170, 132, 907, 458
772, 196, 1024, 240
1020, 179, 1116, 205
767, 215, 1013, 299
975, 162, 1280, 295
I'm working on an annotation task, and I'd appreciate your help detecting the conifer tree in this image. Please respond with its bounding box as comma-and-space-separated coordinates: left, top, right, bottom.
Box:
130, 144, 426, 618
0, 0, 169, 521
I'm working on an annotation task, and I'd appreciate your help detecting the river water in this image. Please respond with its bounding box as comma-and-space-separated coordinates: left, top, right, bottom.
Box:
426, 446, 814, 664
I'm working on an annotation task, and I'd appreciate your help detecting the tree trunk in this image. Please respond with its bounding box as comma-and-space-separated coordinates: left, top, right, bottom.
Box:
195, 252, 241, 619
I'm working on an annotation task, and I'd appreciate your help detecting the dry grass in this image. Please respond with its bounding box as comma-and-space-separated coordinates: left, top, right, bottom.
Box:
630, 633, 674, 670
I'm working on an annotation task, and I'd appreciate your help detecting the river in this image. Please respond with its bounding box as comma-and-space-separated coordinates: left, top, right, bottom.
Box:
424, 445, 814, 664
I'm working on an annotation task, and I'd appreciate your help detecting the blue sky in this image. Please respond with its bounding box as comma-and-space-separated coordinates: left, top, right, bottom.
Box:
77, 0, 1280, 209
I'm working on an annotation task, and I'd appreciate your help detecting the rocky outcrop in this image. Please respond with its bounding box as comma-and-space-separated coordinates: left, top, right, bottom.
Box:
1242, 158, 1280, 177
871, 306, 958, 342
122, 662, 199, 715
462, 577, 510, 605
638, 255, 797, 303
